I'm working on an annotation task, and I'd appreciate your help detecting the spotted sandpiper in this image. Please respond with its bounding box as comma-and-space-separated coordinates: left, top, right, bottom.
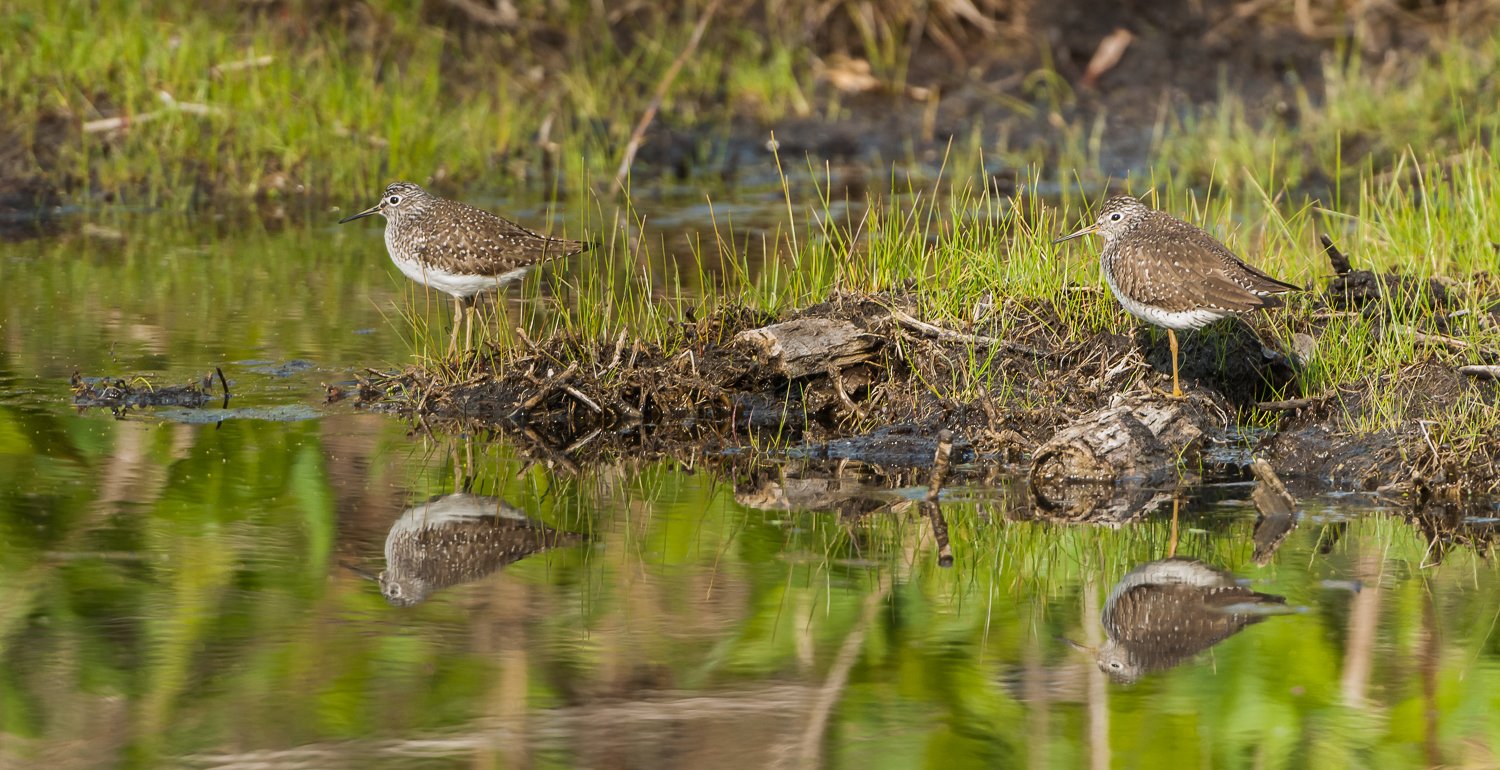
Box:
1069, 558, 1289, 683
339, 181, 589, 354
1054, 196, 1299, 397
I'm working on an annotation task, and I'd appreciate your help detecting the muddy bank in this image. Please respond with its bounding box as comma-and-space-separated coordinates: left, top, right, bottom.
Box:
349, 239, 1500, 506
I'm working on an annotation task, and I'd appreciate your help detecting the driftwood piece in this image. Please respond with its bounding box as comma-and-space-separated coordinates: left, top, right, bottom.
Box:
1460, 365, 1500, 380
733, 318, 880, 378
1031, 406, 1168, 485
1250, 458, 1298, 565
922, 431, 955, 567
1028, 394, 1218, 521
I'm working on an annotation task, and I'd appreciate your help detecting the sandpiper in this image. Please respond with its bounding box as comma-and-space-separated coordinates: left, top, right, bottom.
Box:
1054, 196, 1299, 397
1068, 558, 1289, 683
339, 181, 589, 354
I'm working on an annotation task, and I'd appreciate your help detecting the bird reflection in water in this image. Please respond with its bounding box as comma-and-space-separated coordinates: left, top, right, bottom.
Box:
379, 492, 584, 606
1066, 498, 1297, 683
1071, 558, 1292, 684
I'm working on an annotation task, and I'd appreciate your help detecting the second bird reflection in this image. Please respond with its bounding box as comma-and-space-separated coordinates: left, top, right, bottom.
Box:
1073, 558, 1294, 684
380, 492, 585, 606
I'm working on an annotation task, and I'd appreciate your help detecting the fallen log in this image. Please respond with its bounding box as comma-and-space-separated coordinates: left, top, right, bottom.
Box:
732, 318, 880, 378
1028, 393, 1220, 520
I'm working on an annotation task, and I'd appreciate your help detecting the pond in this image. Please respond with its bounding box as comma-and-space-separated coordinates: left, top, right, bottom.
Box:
3, 198, 1500, 768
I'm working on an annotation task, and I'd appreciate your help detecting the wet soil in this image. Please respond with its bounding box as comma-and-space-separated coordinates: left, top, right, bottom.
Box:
347, 238, 1500, 509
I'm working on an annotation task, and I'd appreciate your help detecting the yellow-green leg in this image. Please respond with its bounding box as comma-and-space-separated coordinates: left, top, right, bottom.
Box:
1168, 328, 1183, 398
447, 295, 463, 358
1168, 496, 1179, 558
464, 301, 476, 353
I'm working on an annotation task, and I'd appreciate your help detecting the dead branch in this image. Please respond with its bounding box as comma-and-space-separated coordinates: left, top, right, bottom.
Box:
613, 0, 722, 188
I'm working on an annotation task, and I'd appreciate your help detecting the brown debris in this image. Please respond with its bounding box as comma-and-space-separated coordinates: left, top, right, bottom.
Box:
71, 368, 230, 417
732, 318, 880, 378
354, 268, 1500, 506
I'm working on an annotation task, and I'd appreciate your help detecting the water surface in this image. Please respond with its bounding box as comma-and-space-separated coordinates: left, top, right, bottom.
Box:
2, 205, 1499, 768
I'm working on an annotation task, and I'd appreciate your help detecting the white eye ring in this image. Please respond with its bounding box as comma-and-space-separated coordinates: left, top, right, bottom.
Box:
387, 195, 401, 205
1109, 212, 1123, 221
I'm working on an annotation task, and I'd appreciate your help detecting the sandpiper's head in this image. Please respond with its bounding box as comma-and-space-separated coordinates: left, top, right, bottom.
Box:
1053, 195, 1151, 246
338, 181, 432, 225
377, 568, 430, 607
1092, 640, 1144, 683
1063, 637, 1144, 684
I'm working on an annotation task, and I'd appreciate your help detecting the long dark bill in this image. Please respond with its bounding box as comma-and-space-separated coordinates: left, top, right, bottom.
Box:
338, 204, 381, 224
1052, 224, 1098, 244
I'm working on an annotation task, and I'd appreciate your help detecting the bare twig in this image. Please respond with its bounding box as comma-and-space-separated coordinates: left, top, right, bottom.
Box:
1392, 325, 1470, 351
563, 428, 604, 455
923, 430, 955, 567
886, 305, 1050, 358
797, 575, 891, 766
83, 91, 224, 134
1459, 365, 1500, 380
561, 384, 603, 414
827, 365, 866, 420
211, 54, 273, 78
215, 366, 231, 409
926, 430, 954, 504
513, 361, 580, 416
1321, 233, 1353, 275
1256, 393, 1334, 411
613, 0, 722, 189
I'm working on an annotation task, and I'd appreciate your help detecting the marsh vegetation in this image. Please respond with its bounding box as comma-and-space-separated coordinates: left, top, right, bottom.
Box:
3, 0, 1500, 766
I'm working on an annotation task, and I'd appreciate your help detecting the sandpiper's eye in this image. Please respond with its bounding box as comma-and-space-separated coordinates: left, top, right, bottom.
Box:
387, 195, 402, 205
1109, 212, 1123, 222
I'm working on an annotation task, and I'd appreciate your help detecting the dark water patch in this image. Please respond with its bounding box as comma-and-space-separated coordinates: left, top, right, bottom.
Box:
241, 358, 320, 378
153, 404, 323, 424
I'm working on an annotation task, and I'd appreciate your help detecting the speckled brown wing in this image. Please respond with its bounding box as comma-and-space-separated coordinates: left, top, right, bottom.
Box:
1109, 213, 1298, 315
1104, 581, 1283, 664
391, 516, 581, 590
408, 198, 588, 275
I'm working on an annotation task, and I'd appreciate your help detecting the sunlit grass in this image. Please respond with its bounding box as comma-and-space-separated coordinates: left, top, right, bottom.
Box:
1155, 30, 1500, 195
403, 133, 1500, 454
0, 0, 814, 205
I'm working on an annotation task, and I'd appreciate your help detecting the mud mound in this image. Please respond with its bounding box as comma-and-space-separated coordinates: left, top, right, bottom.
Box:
353, 236, 1500, 503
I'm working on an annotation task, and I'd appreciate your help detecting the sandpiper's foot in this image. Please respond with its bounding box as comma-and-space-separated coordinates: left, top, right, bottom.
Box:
1152, 385, 1189, 401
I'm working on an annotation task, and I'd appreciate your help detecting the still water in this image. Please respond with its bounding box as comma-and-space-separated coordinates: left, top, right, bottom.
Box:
3, 205, 1500, 769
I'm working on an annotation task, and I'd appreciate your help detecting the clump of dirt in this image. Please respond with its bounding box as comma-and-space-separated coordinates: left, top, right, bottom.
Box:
353, 233, 1500, 503
353, 289, 1292, 472
71, 369, 230, 417
1250, 237, 1500, 498
1257, 361, 1500, 497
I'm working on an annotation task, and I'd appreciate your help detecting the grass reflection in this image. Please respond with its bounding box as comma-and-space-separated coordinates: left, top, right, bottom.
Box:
1, 420, 1499, 766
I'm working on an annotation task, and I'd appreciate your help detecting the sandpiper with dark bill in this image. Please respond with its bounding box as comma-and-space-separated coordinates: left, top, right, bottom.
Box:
1054, 196, 1300, 398
1067, 558, 1291, 684
339, 181, 589, 355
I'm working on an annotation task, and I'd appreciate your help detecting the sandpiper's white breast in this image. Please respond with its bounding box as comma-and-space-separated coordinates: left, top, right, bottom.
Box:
1101, 268, 1225, 331
384, 226, 531, 298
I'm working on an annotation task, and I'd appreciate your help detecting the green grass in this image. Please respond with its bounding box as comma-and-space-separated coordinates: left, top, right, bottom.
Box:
0, 0, 811, 205
453, 130, 1499, 473
1155, 31, 1500, 196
